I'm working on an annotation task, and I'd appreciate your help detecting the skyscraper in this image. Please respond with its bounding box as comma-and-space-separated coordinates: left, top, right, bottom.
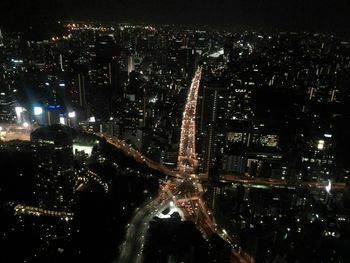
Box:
197, 83, 227, 173
31, 125, 76, 211
0, 29, 3, 47
88, 34, 120, 120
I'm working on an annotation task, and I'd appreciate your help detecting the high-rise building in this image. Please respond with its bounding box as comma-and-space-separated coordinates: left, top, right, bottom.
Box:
197, 83, 227, 173
127, 54, 135, 75
226, 81, 253, 121
223, 122, 282, 177
88, 34, 120, 120
69, 71, 88, 121
0, 29, 4, 47
31, 125, 76, 211
77, 73, 87, 109
300, 133, 337, 181
0, 92, 15, 122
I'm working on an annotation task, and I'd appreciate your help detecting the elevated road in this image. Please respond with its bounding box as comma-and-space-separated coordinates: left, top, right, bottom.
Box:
97, 67, 345, 263
116, 195, 172, 263
90, 131, 345, 191
177, 67, 202, 174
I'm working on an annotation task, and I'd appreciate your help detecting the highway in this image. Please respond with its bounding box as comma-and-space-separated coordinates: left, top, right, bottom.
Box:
1, 69, 344, 262
166, 67, 248, 260
117, 186, 175, 263
90, 132, 345, 191
114, 68, 214, 263
92, 67, 345, 263
93, 132, 180, 179
177, 67, 202, 174
4, 121, 339, 192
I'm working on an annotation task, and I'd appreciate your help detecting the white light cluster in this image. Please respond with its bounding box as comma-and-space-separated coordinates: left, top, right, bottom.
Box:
317, 140, 325, 150
68, 111, 76, 118
34, 106, 43, 115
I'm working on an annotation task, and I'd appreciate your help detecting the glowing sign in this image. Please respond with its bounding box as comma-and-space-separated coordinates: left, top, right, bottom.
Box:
59, 117, 65, 125
234, 88, 247, 93
48, 105, 61, 109
33, 107, 43, 115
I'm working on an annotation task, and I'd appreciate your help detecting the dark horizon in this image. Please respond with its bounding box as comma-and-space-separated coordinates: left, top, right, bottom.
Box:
1, 0, 350, 37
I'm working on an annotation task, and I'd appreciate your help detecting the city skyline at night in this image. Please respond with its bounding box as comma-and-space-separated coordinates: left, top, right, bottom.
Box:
1, 0, 350, 36
1, 2, 350, 263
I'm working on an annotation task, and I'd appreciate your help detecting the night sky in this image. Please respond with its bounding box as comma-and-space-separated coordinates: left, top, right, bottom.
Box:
0, 0, 349, 35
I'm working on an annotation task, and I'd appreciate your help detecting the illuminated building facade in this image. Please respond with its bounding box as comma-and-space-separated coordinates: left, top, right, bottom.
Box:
226, 82, 253, 121
223, 123, 283, 178
197, 83, 226, 174
197, 74, 255, 174
299, 133, 337, 181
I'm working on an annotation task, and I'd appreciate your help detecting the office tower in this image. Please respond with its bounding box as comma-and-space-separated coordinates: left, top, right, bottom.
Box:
178, 47, 197, 77
223, 122, 282, 178
69, 71, 88, 121
31, 125, 76, 211
0, 29, 3, 47
89, 34, 120, 120
197, 83, 227, 173
77, 73, 87, 109
300, 133, 337, 181
127, 54, 135, 75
